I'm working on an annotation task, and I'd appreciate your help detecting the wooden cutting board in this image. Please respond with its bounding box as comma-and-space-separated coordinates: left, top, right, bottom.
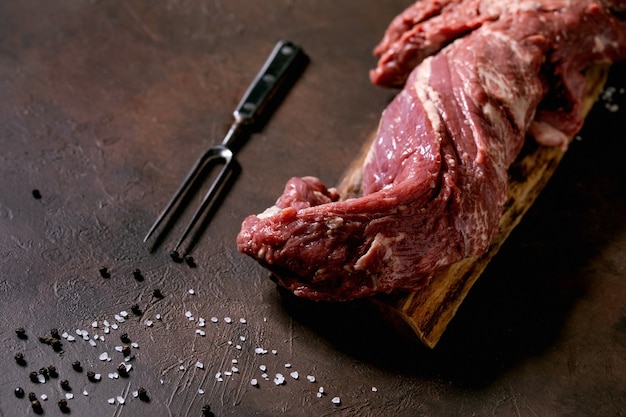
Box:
336, 63, 610, 348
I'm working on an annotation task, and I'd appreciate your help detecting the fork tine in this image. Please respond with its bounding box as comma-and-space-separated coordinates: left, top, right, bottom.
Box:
172, 150, 234, 252
143, 147, 216, 243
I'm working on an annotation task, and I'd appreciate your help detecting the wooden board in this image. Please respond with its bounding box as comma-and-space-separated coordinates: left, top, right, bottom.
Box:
336, 64, 611, 348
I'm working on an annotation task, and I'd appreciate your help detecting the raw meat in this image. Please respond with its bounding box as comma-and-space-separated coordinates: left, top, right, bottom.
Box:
237, 0, 626, 301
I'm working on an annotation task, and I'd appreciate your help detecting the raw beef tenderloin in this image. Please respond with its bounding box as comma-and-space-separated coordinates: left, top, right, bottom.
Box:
237, 0, 626, 301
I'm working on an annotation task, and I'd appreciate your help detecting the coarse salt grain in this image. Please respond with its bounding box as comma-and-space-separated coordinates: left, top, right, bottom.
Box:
117, 396, 125, 404
290, 371, 299, 380
307, 375, 316, 383
107, 398, 115, 405
111, 324, 119, 330
104, 327, 110, 334
65, 393, 74, 400
185, 311, 193, 318
67, 335, 76, 342
372, 387, 378, 392
254, 347, 267, 355
284, 363, 292, 368
239, 318, 247, 324
89, 339, 97, 347
40, 394, 48, 401
196, 361, 204, 369
274, 373, 285, 385
224, 371, 232, 376
83, 390, 88, 396
239, 336, 246, 341
94, 373, 102, 381
156, 314, 162, 320
259, 365, 267, 372
145, 320, 153, 327
271, 350, 278, 355
91, 321, 98, 328
198, 389, 205, 394
119, 311, 128, 318
108, 372, 119, 379
37, 374, 46, 383
179, 365, 185, 371
210, 317, 218, 323
232, 367, 239, 373
331, 397, 341, 405
132, 391, 138, 398
99, 352, 110, 361
251, 378, 258, 386
131, 342, 139, 348
235, 344, 242, 350
232, 359, 238, 364
188, 288, 195, 295
103, 320, 110, 327
115, 346, 123, 352
224, 317, 232, 324
114, 315, 124, 323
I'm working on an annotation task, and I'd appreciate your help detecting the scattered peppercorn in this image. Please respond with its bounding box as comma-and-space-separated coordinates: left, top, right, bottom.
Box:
116, 363, 128, 377
201, 404, 212, 416
28, 392, 37, 401
120, 333, 131, 343
32, 189, 42, 199
38, 367, 49, 380
51, 339, 63, 352
121, 345, 131, 357
138, 387, 150, 402
99, 266, 110, 278
58, 398, 69, 412
131, 304, 142, 315
38, 336, 53, 345
184, 255, 196, 267
15, 327, 27, 339
72, 361, 82, 372
60, 380, 71, 391
87, 371, 98, 382
29, 371, 39, 383
170, 250, 183, 263
14, 387, 25, 398
14, 352, 26, 366
48, 365, 58, 378
152, 288, 164, 299
132, 268, 143, 281
31, 399, 43, 414
50, 328, 60, 339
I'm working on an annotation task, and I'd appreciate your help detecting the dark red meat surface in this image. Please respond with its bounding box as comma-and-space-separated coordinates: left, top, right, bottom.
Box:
237, 0, 626, 301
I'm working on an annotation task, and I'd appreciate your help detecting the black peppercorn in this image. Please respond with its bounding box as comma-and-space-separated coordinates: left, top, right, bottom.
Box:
14, 387, 25, 398
60, 379, 71, 391
51, 339, 63, 352
132, 268, 143, 281
58, 398, 69, 412
99, 266, 110, 278
28, 392, 37, 401
184, 255, 196, 267
31, 399, 43, 414
38, 336, 52, 345
131, 304, 142, 315
116, 363, 128, 377
170, 250, 183, 263
152, 288, 163, 299
137, 387, 150, 402
72, 360, 82, 372
15, 352, 26, 366
87, 371, 98, 382
38, 367, 49, 380
29, 371, 39, 383
15, 327, 27, 339
201, 404, 212, 416
32, 189, 42, 199
121, 345, 131, 357
50, 328, 60, 339
120, 333, 131, 343
48, 365, 58, 378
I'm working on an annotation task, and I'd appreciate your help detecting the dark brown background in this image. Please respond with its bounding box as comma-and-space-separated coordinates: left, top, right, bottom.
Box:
1, 1, 625, 416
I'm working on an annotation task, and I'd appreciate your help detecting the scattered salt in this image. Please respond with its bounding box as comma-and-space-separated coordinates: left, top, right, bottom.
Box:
185, 311, 193, 318
198, 389, 205, 394
145, 320, 153, 327
235, 344, 242, 350
284, 363, 292, 368
239, 318, 247, 324
111, 324, 119, 330
103, 320, 110, 327
210, 317, 218, 323
155, 314, 162, 320
37, 374, 46, 383
119, 311, 128, 318
89, 339, 97, 347
83, 390, 89, 396
132, 391, 138, 398
108, 372, 119, 379
91, 321, 98, 328
107, 398, 115, 405
331, 397, 341, 405
66, 335, 76, 342
290, 371, 299, 380
372, 387, 378, 392
40, 394, 48, 401
116, 395, 125, 404
271, 349, 278, 355
99, 352, 110, 361
179, 365, 185, 371
115, 346, 123, 352
224, 317, 232, 324
104, 327, 110, 334
188, 288, 195, 295
61, 332, 69, 339
251, 378, 258, 386
307, 375, 316, 383
259, 365, 267, 372
254, 347, 267, 355
94, 373, 102, 381
232, 359, 238, 364
274, 373, 285, 385
65, 393, 74, 400
131, 342, 139, 348
232, 367, 239, 373
195, 361, 204, 369
224, 371, 232, 376
114, 314, 125, 323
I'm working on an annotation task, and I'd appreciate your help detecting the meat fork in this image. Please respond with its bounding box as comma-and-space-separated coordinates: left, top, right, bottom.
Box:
143, 40, 307, 254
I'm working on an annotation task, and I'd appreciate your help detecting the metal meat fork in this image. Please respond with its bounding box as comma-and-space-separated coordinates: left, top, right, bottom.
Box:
144, 40, 307, 254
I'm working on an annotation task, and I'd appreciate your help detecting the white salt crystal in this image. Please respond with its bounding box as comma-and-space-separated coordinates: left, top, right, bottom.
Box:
210, 317, 218, 323
66, 335, 76, 342
83, 390, 89, 396
131, 342, 139, 348
271, 349, 278, 355
108, 372, 119, 379
307, 375, 316, 383
114, 315, 124, 323
115, 346, 123, 352
179, 365, 185, 371
75, 329, 82, 335
103, 320, 110, 327
232, 367, 239, 373
284, 363, 292, 368
372, 386, 378, 392
132, 391, 138, 398
111, 324, 119, 330
239, 318, 247, 324
104, 327, 110, 334
235, 344, 242, 350
290, 371, 299, 379
251, 378, 258, 386
37, 374, 46, 383
224, 317, 232, 324
145, 320, 153, 327
261, 373, 269, 380
91, 321, 98, 328
239, 336, 246, 342
195, 361, 204, 369
259, 365, 267, 372
198, 388, 205, 394
65, 393, 74, 400
116, 395, 125, 404
94, 373, 101, 381
188, 288, 195, 295
89, 339, 97, 347
119, 311, 128, 318
224, 371, 232, 376
40, 394, 48, 401
155, 314, 162, 320
254, 347, 267, 355
98, 352, 110, 361
331, 397, 341, 405
232, 359, 238, 364
274, 373, 285, 385
107, 398, 115, 405
61, 332, 68, 339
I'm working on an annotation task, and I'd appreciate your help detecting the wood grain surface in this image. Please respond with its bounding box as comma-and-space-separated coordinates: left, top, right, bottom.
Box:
1, 1, 626, 416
